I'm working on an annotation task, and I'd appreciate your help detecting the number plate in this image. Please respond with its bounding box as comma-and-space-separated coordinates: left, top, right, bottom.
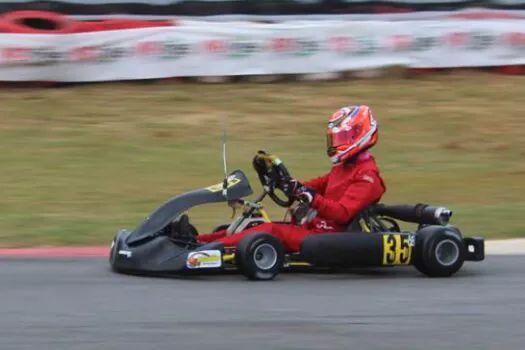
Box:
382, 233, 415, 265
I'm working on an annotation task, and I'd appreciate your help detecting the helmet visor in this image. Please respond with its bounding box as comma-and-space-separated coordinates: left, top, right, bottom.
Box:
326, 126, 361, 155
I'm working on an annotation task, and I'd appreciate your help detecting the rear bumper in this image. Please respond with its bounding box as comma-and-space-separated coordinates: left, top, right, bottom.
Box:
464, 237, 485, 261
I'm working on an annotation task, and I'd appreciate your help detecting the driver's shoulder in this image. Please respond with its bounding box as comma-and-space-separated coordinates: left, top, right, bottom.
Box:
336, 156, 382, 180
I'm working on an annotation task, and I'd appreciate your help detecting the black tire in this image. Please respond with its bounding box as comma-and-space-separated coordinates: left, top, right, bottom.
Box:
235, 232, 285, 281
414, 227, 466, 277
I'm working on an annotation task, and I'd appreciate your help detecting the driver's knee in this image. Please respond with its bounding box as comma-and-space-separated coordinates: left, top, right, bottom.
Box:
217, 223, 282, 247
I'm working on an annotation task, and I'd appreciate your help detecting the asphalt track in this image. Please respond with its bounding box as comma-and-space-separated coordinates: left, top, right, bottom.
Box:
1, 255, 524, 350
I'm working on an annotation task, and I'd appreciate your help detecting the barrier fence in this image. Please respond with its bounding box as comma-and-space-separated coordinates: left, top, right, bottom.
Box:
0, 11, 524, 83
2, 0, 525, 19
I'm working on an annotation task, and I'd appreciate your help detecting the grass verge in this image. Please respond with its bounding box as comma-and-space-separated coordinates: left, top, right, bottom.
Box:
1, 73, 524, 246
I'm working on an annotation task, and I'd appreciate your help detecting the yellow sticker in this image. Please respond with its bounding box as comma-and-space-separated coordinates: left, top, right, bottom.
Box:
206, 176, 241, 192
382, 234, 413, 265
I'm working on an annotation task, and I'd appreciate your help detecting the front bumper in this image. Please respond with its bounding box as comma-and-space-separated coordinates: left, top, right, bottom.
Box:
110, 229, 227, 275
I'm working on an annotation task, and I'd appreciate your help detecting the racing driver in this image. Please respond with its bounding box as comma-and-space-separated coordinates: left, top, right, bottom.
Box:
197, 105, 386, 253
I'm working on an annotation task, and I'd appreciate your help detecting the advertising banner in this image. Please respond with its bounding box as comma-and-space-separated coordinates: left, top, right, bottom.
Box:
1, 20, 524, 82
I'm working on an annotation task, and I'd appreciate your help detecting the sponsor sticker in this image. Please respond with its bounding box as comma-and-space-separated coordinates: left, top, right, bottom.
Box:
118, 250, 132, 258
206, 175, 241, 192
186, 250, 222, 269
407, 233, 416, 247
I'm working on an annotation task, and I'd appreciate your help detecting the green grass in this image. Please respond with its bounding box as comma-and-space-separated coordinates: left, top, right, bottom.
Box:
1, 73, 524, 247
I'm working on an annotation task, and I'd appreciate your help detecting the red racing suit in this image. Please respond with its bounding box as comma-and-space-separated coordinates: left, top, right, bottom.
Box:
198, 152, 386, 253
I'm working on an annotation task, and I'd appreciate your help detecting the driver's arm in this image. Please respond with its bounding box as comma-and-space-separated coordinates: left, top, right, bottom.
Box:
303, 173, 329, 195
310, 170, 385, 225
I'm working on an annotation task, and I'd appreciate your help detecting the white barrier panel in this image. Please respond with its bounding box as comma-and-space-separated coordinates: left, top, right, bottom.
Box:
0, 20, 525, 82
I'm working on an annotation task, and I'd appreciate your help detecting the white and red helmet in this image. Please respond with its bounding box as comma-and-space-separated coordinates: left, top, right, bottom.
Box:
326, 105, 378, 164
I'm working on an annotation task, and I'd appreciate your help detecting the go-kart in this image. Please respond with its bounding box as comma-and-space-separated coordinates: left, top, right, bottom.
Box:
109, 155, 485, 281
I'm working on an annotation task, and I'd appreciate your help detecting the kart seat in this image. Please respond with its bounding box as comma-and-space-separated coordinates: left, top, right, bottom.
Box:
344, 204, 389, 233
345, 209, 373, 233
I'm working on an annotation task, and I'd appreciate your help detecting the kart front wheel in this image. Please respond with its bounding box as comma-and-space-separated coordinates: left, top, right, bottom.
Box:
414, 227, 466, 277
236, 232, 284, 281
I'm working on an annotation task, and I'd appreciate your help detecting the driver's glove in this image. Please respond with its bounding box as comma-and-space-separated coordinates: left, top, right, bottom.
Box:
296, 186, 316, 204
281, 177, 300, 197
281, 178, 316, 204
253, 150, 281, 167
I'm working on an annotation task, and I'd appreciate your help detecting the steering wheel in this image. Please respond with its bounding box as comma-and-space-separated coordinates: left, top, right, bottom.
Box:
252, 151, 295, 208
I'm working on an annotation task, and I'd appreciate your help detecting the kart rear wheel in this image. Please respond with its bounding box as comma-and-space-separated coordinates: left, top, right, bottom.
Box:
414, 227, 466, 277
235, 232, 284, 281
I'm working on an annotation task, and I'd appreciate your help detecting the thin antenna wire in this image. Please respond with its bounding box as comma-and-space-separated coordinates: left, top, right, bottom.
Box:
222, 121, 228, 199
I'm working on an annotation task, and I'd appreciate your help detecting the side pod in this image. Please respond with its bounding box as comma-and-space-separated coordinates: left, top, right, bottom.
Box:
300, 232, 402, 267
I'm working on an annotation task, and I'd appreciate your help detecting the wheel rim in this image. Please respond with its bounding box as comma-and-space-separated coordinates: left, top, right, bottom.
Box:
253, 243, 278, 270
435, 239, 460, 266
